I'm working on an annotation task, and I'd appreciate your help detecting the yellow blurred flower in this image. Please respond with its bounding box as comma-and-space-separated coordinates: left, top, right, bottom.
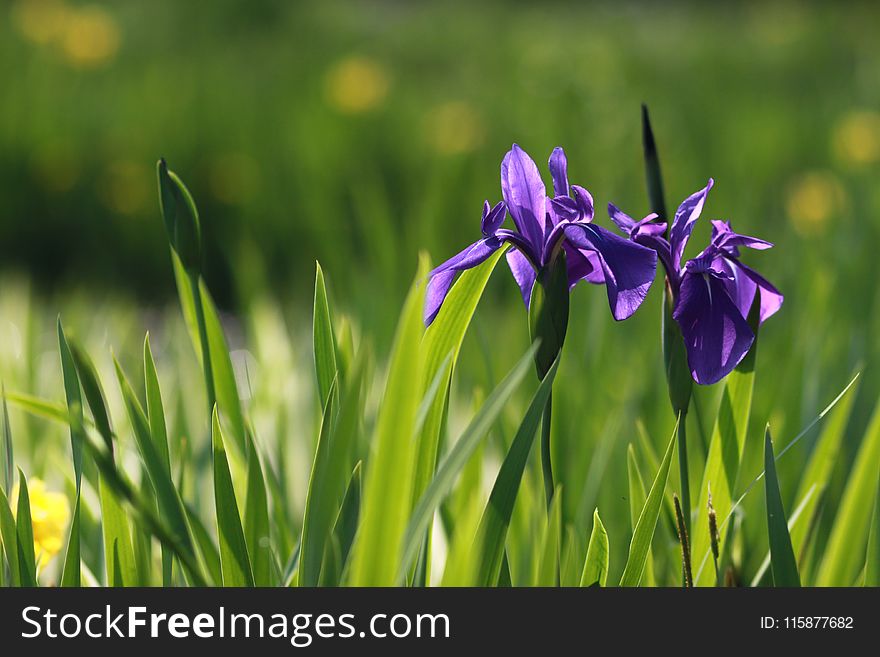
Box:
784, 171, 847, 237
832, 110, 880, 167
325, 56, 390, 114
424, 101, 485, 155
12, 1, 120, 69
12, 478, 70, 569
59, 4, 120, 68
11, 0, 71, 45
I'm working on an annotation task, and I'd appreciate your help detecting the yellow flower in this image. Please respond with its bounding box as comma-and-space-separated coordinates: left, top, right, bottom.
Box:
324, 56, 390, 114
12, 478, 70, 569
784, 171, 847, 237
832, 110, 880, 167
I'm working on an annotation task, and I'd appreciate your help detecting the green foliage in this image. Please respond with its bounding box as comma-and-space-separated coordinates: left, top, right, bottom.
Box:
620, 424, 676, 587
764, 428, 800, 587
581, 509, 609, 587
313, 262, 339, 410
211, 408, 254, 586
348, 260, 427, 586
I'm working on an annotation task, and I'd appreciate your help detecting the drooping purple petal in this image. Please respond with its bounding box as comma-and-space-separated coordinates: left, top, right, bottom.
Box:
719, 257, 785, 324
633, 215, 664, 236
506, 247, 537, 307
608, 203, 638, 233
424, 269, 456, 327
563, 243, 602, 288
731, 259, 784, 323
501, 144, 548, 252
673, 269, 755, 385
550, 196, 580, 223
635, 232, 676, 284
608, 203, 663, 239
571, 185, 594, 221
481, 200, 506, 236
563, 223, 658, 320
711, 219, 773, 252
669, 179, 714, 269
425, 236, 503, 325
549, 147, 568, 197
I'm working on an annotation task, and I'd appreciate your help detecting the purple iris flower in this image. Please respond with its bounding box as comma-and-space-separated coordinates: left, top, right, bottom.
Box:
424, 144, 658, 325
609, 180, 783, 385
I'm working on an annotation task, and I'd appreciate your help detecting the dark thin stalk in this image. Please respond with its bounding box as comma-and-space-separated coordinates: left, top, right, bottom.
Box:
189, 270, 216, 421
708, 486, 721, 586
674, 493, 693, 588
677, 412, 690, 537
541, 392, 554, 510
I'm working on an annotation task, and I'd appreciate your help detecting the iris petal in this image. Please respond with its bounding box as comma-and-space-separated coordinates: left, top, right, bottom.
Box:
501, 144, 548, 253
669, 179, 714, 268
711, 255, 783, 325
506, 247, 537, 307
710, 219, 773, 251
549, 147, 568, 198
673, 269, 754, 385
425, 237, 503, 325
564, 223, 658, 320
608, 203, 637, 233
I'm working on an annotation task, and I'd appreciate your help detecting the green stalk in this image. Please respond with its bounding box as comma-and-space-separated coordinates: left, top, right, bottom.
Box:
189, 270, 216, 420
677, 411, 690, 537
528, 250, 568, 514
541, 392, 554, 509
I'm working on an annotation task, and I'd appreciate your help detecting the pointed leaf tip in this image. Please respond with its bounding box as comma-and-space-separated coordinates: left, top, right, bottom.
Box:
764, 427, 800, 587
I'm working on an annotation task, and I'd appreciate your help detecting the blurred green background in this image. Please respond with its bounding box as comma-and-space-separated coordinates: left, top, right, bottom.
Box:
2, 0, 880, 584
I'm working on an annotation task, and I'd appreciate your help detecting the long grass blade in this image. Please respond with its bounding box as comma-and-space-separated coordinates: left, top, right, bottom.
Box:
626, 445, 655, 586
0, 485, 22, 586
244, 431, 272, 586
580, 508, 609, 587
815, 398, 880, 585
313, 262, 339, 409
619, 421, 676, 587
211, 407, 254, 586
472, 356, 560, 587
764, 428, 800, 586
533, 486, 562, 586
348, 259, 426, 586
399, 342, 540, 579
864, 473, 880, 587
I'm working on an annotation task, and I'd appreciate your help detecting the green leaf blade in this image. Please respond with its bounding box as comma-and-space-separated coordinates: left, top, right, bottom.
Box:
348, 260, 427, 586
580, 509, 609, 587
764, 428, 800, 587
313, 262, 339, 410
619, 422, 677, 587
211, 408, 254, 587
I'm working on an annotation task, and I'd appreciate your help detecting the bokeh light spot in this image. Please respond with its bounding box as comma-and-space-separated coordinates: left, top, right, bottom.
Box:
785, 171, 847, 237
832, 110, 880, 167
324, 56, 390, 114
424, 101, 486, 155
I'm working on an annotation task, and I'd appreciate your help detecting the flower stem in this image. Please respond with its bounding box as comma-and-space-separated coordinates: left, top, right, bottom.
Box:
673, 493, 693, 588
189, 270, 216, 421
541, 392, 554, 510
677, 411, 690, 538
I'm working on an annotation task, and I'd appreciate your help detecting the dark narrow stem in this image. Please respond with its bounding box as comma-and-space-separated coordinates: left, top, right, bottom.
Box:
708, 487, 721, 587
541, 392, 554, 511
189, 271, 216, 420
673, 494, 693, 588
677, 412, 690, 538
